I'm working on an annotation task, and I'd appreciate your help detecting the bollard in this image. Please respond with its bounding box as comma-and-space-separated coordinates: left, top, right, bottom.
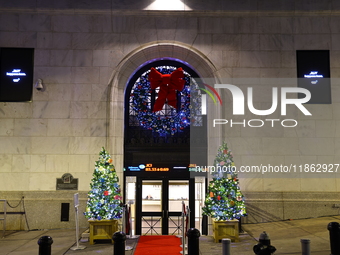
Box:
222, 238, 231, 255
37, 236, 53, 255
328, 222, 340, 255
253, 231, 276, 255
300, 239, 310, 255
112, 231, 126, 255
187, 228, 200, 255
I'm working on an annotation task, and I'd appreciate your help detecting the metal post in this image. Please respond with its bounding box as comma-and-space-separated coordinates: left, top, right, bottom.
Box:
124, 204, 133, 251
112, 231, 126, 255
122, 205, 126, 233
222, 238, 231, 255
300, 239, 310, 255
186, 205, 190, 230
127, 200, 137, 239
186, 205, 190, 252
187, 228, 200, 255
328, 222, 340, 255
37, 236, 53, 255
181, 201, 186, 254
70, 194, 86, 250
127, 202, 131, 237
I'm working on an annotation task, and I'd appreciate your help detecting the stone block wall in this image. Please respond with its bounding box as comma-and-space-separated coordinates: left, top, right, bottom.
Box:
0, 0, 340, 229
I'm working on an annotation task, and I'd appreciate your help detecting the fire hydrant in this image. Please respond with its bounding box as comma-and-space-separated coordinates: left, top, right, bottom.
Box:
253, 231, 276, 255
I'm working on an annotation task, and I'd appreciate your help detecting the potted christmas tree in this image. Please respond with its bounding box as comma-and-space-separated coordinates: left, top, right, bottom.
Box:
202, 142, 246, 242
84, 147, 123, 244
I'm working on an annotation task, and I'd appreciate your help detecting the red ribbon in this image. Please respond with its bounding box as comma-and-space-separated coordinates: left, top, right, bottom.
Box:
148, 67, 185, 112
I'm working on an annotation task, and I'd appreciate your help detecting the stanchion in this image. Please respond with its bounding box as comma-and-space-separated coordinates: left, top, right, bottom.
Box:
328, 222, 340, 255
185, 205, 190, 253
301, 239, 310, 255
187, 228, 200, 255
38, 236, 53, 255
112, 231, 126, 255
122, 204, 133, 251
126, 201, 138, 239
186, 205, 190, 231
70, 193, 86, 250
180, 201, 187, 254
222, 238, 231, 255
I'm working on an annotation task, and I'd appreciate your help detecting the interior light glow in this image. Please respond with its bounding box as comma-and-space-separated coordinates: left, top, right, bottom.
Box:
144, 0, 191, 11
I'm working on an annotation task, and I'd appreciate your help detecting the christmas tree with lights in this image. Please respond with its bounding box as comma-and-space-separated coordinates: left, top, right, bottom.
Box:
84, 148, 123, 220
202, 142, 246, 221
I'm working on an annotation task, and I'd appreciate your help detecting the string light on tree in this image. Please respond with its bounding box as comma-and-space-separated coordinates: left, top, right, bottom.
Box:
202, 142, 247, 221
84, 147, 123, 220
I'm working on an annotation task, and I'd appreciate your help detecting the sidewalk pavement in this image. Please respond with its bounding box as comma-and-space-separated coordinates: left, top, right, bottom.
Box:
0, 215, 338, 255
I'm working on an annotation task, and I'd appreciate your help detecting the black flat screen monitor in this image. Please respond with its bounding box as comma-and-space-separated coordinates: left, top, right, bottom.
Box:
296, 50, 331, 104
0, 48, 34, 102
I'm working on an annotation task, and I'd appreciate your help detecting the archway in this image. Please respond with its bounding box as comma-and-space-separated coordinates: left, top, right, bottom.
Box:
107, 41, 220, 234
107, 41, 220, 173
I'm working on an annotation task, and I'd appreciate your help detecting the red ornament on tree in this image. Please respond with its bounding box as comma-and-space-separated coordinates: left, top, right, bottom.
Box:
217, 195, 221, 201
103, 191, 109, 196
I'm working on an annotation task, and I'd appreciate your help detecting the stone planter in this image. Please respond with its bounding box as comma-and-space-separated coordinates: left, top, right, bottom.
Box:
88, 219, 119, 245
212, 219, 239, 242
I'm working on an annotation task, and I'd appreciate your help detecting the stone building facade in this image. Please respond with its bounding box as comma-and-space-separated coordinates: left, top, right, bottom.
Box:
1, 0, 340, 230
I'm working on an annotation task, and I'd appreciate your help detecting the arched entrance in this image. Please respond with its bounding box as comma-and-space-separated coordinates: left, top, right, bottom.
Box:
108, 42, 220, 235
124, 58, 201, 235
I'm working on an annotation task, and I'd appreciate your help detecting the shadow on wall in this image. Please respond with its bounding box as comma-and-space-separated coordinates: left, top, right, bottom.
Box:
244, 204, 284, 224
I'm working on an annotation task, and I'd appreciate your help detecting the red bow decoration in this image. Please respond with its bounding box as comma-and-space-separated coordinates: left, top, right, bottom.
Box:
148, 67, 185, 112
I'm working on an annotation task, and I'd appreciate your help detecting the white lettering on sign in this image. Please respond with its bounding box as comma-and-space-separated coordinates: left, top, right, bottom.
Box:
6, 69, 27, 82
304, 71, 323, 78
304, 71, 324, 84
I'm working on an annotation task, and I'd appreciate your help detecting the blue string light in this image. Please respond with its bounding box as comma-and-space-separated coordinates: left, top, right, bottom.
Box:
130, 66, 193, 136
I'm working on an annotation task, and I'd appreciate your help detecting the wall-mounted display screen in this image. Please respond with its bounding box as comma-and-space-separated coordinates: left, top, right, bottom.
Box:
0, 48, 34, 102
296, 50, 331, 104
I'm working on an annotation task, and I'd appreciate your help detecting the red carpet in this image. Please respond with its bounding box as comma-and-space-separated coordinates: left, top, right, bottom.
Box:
134, 235, 182, 255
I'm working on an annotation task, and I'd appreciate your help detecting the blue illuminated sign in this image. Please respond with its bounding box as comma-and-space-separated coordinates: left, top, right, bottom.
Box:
304, 71, 323, 78
304, 71, 323, 84
128, 166, 141, 171
6, 69, 27, 82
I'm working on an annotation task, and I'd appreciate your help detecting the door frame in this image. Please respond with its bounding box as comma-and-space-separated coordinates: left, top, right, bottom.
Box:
135, 176, 195, 235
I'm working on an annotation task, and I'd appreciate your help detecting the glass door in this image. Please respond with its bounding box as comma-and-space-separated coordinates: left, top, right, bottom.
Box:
140, 180, 163, 235
136, 177, 193, 235
168, 180, 189, 235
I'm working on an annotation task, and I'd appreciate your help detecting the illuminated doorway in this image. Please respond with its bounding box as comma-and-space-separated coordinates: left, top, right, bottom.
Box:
124, 58, 207, 235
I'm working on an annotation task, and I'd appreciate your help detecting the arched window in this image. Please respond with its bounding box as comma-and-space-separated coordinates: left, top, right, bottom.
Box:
124, 59, 204, 145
